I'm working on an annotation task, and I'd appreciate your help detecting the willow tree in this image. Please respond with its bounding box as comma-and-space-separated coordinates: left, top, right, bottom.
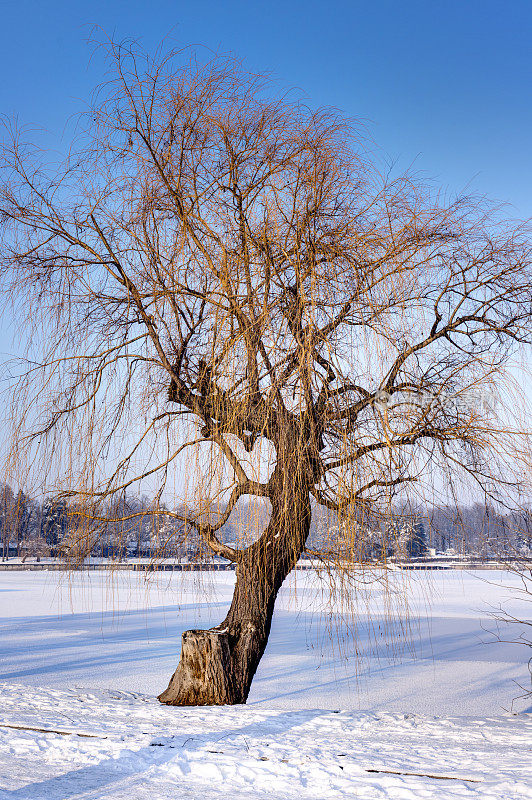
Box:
1, 42, 531, 705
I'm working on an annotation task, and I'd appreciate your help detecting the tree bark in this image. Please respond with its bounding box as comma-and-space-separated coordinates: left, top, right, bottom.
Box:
158, 485, 312, 705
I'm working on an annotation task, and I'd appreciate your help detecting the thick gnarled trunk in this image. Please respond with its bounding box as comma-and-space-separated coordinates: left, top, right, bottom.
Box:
158, 486, 311, 705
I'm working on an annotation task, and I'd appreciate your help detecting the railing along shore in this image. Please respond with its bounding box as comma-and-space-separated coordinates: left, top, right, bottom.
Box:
0, 559, 529, 572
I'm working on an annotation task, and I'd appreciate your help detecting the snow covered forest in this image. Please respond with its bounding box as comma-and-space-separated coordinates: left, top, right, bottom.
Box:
1, 482, 531, 562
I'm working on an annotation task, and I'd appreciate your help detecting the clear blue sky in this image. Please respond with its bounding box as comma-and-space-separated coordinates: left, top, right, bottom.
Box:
1, 0, 531, 217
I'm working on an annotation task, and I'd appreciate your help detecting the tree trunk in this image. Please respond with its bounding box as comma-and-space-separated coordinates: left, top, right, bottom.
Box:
158, 485, 311, 705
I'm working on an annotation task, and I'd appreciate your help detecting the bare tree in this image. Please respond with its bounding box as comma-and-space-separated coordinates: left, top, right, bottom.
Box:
0, 483, 14, 560
1, 41, 531, 705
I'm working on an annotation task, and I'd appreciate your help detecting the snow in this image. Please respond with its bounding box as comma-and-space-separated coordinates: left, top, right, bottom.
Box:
0, 568, 530, 798
0, 684, 530, 799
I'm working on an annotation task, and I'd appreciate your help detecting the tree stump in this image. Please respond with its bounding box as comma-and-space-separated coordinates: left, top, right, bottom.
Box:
158, 629, 236, 705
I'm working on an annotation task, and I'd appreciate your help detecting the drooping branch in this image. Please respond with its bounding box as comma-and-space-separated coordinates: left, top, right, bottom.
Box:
1, 41, 530, 577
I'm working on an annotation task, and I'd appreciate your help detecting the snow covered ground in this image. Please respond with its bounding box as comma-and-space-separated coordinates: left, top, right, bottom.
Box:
0, 683, 530, 799
0, 568, 530, 798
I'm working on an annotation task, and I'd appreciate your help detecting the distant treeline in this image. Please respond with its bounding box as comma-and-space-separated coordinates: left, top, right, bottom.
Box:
1, 483, 531, 561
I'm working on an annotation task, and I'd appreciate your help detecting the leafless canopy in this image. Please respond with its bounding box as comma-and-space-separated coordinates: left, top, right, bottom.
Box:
1, 41, 531, 704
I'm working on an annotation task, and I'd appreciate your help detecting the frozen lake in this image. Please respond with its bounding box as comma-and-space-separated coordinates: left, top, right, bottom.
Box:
0, 568, 529, 715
